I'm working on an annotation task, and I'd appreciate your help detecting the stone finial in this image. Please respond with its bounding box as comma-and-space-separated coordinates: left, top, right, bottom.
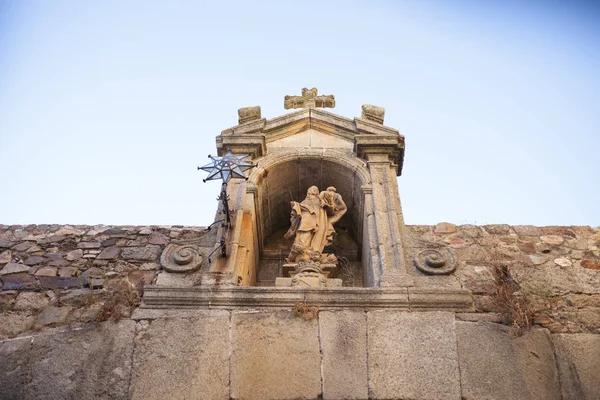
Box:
284, 87, 335, 109
361, 104, 385, 124
238, 106, 261, 125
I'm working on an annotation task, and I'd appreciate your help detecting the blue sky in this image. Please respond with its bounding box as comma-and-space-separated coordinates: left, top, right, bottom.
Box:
1, 1, 598, 227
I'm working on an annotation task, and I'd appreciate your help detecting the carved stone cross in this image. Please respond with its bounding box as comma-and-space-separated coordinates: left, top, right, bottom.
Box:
284, 87, 335, 109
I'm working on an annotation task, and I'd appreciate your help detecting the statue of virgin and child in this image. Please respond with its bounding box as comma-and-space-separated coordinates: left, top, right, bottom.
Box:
284, 186, 347, 264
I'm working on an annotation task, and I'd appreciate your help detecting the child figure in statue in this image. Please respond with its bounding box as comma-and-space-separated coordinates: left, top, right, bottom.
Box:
284, 186, 347, 264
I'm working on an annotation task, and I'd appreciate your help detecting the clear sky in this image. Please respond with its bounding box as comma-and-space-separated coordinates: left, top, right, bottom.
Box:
1, 1, 599, 227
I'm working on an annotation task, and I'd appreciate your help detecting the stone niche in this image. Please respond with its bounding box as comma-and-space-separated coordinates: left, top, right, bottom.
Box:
201, 106, 413, 289
257, 156, 363, 286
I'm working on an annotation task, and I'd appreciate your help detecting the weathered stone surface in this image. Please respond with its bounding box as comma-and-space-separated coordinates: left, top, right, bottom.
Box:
65, 249, 83, 261
44, 252, 62, 259
13, 291, 49, 312
59, 288, 102, 307
96, 246, 120, 260
512, 225, 542, 236
12, 242, 34, 252
0, 312, 35, 340
140, 262, 159, 270
443, 234, 472, 248
581, 259, 600, 270
38, 235, 67, 244
128, 270, 155, 286
147, 232, 169, 245
320, 310, 368, 399
54, 226, 83, 236
367, 311, 460, 400
154, 271, 198, 287
517, 241, 536, 253
0, 320, 135, 399
553, 333, 600, 400
34, 266, 58, 277
47, 259, 67, 268
231, 311, 321, 400
554, 257, 572, 267
0, 262, 30, 275
483, 224, 511, 234
131, 313, 230, 400
0, 272, 36, 290
103, 227, 127, 237
35, 306, 72, 327
0, 291, 16, 311
435, 222, 457, 234
125, 237, 148, 247
82, 267, 103, 279
122, 245, 161, 261
24, 256, 45, 266
513, 255, 600, 296
528, 254, 549, 265
58, 266, 76, 277
541, 235, 565, 246
38, 276, 86, 289
456, 321, 560, 400
0, 250, 11, 265
26, 244, 42, 253
138, 227, 153, 235
0, 333, 31, 398
456, 264, 495, 294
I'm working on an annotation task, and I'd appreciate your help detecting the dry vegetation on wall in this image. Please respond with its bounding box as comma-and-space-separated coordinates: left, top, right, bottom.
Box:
490, 264, 534, 336
407, 223, 600, 334
292, 302, 320, 320
96, 279, 142, 322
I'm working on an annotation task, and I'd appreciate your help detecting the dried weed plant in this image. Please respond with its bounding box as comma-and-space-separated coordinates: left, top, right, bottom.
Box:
292, 302, 320, 321
96, 279, 142, 322
491, 264, 534, 336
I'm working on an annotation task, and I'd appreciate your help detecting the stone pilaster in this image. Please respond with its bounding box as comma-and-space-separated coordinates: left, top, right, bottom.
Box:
364, 152, 413, 287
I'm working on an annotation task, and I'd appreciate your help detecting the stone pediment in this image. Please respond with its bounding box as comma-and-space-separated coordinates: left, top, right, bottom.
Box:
217, 108, 405, 175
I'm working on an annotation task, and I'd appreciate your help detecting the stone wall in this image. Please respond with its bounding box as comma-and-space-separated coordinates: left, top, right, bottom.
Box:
404, 223, 600, 334
1, 223, 599, 399
0, 224, 213, 338
1, 310, 598, 400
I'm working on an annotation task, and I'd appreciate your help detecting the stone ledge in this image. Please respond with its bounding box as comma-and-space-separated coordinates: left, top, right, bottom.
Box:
141, 286, 473, 311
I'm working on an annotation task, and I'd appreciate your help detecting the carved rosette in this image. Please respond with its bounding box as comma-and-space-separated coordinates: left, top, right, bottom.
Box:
414, 248, 457, 275
160, 244, 204, 273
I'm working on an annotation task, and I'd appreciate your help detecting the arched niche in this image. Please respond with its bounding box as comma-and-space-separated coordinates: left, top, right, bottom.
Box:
246, 150, 371, 286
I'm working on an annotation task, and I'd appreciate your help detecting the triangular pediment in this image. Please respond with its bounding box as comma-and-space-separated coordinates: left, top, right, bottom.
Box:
268, 128, 353, 150
221, 108, 400, 139
217, 107, 405, 174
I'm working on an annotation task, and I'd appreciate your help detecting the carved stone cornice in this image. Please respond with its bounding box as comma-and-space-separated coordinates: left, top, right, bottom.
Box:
354, 134, 405, 176
354, 117, 399, 136
216, 134, 266, 159
140, 286, 473, 311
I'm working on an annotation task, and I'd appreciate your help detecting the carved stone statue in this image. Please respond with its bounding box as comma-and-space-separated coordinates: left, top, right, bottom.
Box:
284, 186, 347, 264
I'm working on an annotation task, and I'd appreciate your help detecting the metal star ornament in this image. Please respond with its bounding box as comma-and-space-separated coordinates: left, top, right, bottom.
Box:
199, 151, 255, 183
